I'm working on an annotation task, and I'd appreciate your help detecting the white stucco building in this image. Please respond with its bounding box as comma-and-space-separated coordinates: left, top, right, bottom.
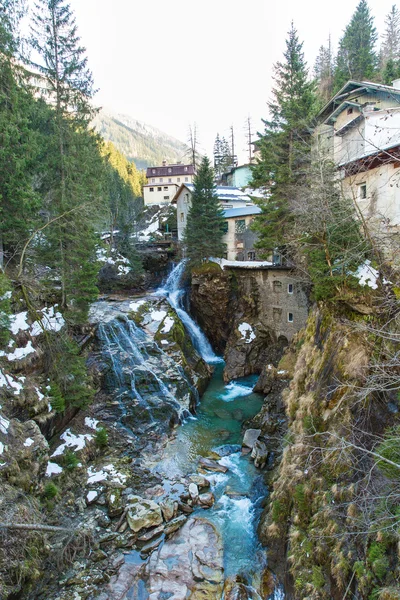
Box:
143, 162, 195, 206
316, 80, 400, 255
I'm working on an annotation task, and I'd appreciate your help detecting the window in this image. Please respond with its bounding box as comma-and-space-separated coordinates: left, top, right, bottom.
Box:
222, 221, 229, 233
168, 167, 172, 173
168, 178, 172, 183
159, 178, 163, 183
164, 196, 169, 200
180, 212, 185, 222
185, 177, 189, 182
184, 193, 189, 203
273, 280, 282, 292
184, 166, 188, 171
272, 252, 281, 266
152, 178, 155, 183
164, 186, 168, 190
288, 283, 293, 294
288, 312, 294, 323
347, 107, 353, 115
157, 187, 162, 191
248, 251, 256, 260
177, 178, 181, 182
149, 187, 154, 192
152, 169, 156, 174
358, 183, 367, 199
235, 219, 246, 233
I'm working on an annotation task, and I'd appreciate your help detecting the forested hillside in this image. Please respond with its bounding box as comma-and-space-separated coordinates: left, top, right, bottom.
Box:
93, 109, 189, 169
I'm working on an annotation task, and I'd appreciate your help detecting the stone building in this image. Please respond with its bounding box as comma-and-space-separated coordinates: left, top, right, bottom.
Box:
222, 206, 261, 260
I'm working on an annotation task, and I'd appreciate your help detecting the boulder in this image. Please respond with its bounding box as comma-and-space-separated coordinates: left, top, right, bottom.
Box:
198, 457, 228, 473
251, 439, 269, 469
242, 428, 261, 450
160, 498, 178, 522
188, 474, 210, 489
146, 517, 224, 598
198, 492, 215, 508
126, 495, 163, 533
188, 483, 199, 502
106, 488, 124, 518
164, 514, 187, 536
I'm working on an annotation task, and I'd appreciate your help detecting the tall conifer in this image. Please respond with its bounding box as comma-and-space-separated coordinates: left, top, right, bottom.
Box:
251, 23, 316, 255
334, 0, 378, 91
184, 156, 226, 265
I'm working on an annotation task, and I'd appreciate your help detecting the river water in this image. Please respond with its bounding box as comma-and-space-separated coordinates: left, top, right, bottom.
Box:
91, 261, 284, 598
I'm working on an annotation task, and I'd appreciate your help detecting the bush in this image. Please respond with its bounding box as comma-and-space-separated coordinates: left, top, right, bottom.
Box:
43, 482, 58, 499
95, 427, 108, 448
63, 450, 79, 471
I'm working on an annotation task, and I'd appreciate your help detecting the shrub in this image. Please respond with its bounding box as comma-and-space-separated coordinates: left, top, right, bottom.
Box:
43, 482, 58, 499
95, 427, 108, 448
63, 450, 79, 471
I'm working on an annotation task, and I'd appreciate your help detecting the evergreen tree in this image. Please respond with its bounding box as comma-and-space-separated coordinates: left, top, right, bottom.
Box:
334, 0, 378, 91
213, 133, 232, 181
381, 5, 400, 65
30, 0, 103, 322
251, 22, 316, 254
184, 156, 226, 265
314, 38, 334, 103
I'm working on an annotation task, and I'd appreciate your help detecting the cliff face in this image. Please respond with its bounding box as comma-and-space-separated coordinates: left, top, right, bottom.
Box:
254, 304, 400, 600
190, 263, 309, 381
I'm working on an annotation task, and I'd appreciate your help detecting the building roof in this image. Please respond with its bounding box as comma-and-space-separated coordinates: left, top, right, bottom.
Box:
171, 183, 253, 204
146, 164, 195, 178
318, 80, 400, 123
223, 206, 262, 218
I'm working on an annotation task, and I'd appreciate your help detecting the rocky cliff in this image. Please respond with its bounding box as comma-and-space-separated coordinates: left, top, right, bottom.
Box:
249, 298, 400, 599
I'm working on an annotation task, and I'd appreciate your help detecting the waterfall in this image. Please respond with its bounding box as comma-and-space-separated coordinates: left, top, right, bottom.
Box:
155, 260, 222, 364
97, 316, 193, 431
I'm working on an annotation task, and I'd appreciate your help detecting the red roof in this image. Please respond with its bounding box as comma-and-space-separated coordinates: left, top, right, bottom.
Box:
146, 164, 195, 178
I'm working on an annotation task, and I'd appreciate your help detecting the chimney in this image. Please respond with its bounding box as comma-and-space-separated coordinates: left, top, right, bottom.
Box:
392, 79, 400, 89
162, 160, 167, 166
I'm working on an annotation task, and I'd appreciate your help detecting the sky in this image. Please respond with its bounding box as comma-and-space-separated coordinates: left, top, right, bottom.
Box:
58, 0, 396, 164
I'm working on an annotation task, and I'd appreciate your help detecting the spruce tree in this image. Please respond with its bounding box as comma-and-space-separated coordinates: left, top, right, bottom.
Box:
184, 156, 226, 266
380, 5, 400, 83
30, 0, 103, 322
251, 22, 316, 255
334, 0, 378, 91
314, 38, 334, 103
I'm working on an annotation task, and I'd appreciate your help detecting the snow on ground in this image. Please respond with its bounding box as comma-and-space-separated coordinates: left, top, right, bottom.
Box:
0, 415, 10, 434
353, 260, 380, 289
161, 316, 174, 334
149, 309, 167, 322
210, 258, 272, 269
129, 300, 146, 312
84, 417, 99, 430
24, 438, 34, 447
0, 291, 12, 301
31, 305, 65, 336
51, 429, 93, 457
238, 322, 256, 344
0, 341, 35, 361
161, 340, 169, 345
9, 312, 30, 335
46, 462, 63, 476
0, 370, 25, 395
0, 442, 4, 455
136, 216, 162, 241
87, 464, 127, 485
86, 490, 98, 502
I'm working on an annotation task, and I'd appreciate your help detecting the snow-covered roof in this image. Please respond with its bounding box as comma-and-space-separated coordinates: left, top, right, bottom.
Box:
172, 182, 252, 204
223, 206, 261, 218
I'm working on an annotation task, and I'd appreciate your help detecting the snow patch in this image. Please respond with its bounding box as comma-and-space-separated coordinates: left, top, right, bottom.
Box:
86, 490, 98, 503
31, 305, 65, 336
9, 311, 30, 334
150, 309, 167, 322
0, 371, 25, 395
0, 415, 10, 435
210, 258, 272, 270
84, 417, 99, 430
87, 464, 127, 485
354, 260, 380, 289
0, 441, 4, 455
161, 340, 169, 345
24, 438, 34, 447
238, 322, 256, 344
46, 462, 63, 476
161, 316, 174, 334
51, 429, 93, 457
0, 341, 35, 361
129, 300, 146, 312
0, 291, 12, 301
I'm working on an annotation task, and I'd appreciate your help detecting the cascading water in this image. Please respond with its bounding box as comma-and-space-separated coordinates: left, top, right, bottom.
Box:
155, 260, 222, 364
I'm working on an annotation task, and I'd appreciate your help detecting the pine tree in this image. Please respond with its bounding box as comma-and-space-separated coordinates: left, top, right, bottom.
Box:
334, 0, 378, 91
213, 133, 232, 181
184, 156, 226, 265
30, 0, 103, 322
251, 22, 316, 255
314, 38, 334, 103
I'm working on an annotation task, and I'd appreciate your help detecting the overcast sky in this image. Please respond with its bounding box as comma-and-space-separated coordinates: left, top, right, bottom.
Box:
63, 0, 394, 164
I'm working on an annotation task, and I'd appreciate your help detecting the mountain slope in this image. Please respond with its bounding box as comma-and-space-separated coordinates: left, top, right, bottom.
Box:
93, 109, 189, 170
